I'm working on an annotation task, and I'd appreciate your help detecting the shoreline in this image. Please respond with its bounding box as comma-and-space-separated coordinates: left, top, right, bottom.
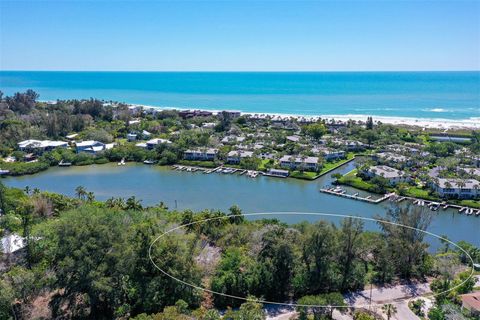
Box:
128, 103, 480, 130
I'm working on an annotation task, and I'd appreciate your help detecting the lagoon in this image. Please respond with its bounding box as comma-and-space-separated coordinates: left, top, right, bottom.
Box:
3, 163, 479, 247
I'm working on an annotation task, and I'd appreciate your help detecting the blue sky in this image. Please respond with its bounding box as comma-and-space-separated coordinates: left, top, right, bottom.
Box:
0, 1, 479, 71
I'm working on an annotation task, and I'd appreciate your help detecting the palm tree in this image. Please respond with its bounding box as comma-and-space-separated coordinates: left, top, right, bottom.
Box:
86, 192, 95, 203
105, 197, 116, 208
125, 196, 143, 211
382, 304, 397, 320
75, 186, 87, 200
228, 205, 244, 224
24, 186, 31, 195
106, 197, 126, 209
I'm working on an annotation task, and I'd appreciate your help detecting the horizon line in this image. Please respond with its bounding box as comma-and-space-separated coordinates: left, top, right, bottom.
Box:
1, 69, 479, 73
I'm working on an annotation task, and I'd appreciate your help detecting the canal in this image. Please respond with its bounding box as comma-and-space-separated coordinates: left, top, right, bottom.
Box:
3, 162, 479, 247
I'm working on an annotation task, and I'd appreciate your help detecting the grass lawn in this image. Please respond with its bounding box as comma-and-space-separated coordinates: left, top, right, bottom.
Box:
318, 153, 356, 176
457, 200, 480, 209
290, 171, 319, 180
403, 187, 438, 201
337, 169, 384, 194
258, 159, 271, 171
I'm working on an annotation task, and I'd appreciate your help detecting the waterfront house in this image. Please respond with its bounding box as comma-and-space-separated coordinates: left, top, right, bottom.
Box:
75, 140, 106, 154
18, 139, 68, 153
367, 165, 408, 185
146, 138, 172, 150
460, 292, 480, 317
279, 155, 319, 171
184, 148, 218, 161
312, 147, 346, 161
226, 150, 253, 164
431, 178, 480, 199
267, 168, 290, 177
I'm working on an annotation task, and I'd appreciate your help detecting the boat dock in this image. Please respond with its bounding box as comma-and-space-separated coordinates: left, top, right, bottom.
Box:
387, 194, 480, 216
173, 165, 262, 178
319, 186, 394, 204
319, 188, 479, 215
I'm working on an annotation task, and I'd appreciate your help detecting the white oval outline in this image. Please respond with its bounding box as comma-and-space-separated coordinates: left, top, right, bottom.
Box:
148, 212, 475, 308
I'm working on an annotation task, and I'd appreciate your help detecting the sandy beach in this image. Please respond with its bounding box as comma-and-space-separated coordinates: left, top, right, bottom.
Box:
131, 103, 480, 130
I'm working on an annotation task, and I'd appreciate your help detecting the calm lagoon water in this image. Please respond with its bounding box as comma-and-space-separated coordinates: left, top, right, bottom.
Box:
3, 163, 479, 248
1, 71, 479, 120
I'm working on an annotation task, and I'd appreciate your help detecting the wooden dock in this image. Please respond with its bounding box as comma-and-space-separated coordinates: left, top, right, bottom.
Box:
387, 194, 480, 216
172, 165, 261, 178
319, 187, 394, 204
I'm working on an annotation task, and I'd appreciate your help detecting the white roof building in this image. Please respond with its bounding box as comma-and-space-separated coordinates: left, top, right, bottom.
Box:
227, 150, 254, 158
146, 138, 172, 145
18, 139, 68, 150
367, 165, 409, 185
1, 234, 26, 254
286, 135, 301, 142
432, 178, 480, 199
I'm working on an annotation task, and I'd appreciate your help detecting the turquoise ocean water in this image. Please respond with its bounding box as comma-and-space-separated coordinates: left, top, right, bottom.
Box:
0, 71, 479, 120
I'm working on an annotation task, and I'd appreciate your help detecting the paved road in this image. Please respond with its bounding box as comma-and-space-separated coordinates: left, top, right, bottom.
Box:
266, 309, 353, 320
344, 282, 431, 306
266, 275, 480, 320
392, 302, 420, 320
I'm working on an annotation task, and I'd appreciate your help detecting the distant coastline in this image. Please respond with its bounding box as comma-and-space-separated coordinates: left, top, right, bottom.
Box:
2, 71, 479, 123
126, 103, 480, 130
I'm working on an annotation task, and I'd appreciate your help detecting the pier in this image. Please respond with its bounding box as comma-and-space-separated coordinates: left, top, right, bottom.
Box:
388, 194, 480, 216
173, 165, 262, 178
320, 188, 480, 216
319, 187, 394, 204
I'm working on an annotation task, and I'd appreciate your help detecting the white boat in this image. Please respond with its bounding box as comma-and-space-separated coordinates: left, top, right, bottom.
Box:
0, 169, 10, 175
143, 160, 156, 165
58, 160, 72, 167
117, 158, 126, 166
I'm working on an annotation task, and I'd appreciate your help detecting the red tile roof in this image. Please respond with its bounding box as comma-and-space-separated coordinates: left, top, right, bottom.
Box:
461, 292, 480, 311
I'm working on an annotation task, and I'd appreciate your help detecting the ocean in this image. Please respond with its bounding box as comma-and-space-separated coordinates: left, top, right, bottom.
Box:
0, 71, 479, 121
